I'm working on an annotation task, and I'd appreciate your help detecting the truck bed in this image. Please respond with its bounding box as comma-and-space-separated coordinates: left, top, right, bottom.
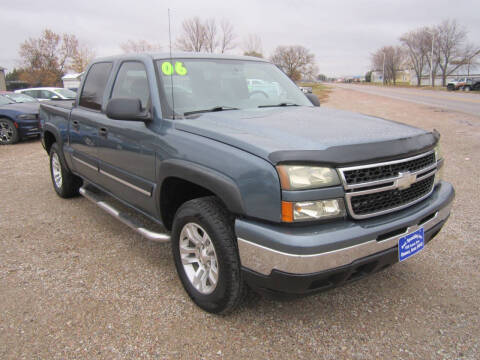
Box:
40, 100, 74, 111
40, 100, 74, 122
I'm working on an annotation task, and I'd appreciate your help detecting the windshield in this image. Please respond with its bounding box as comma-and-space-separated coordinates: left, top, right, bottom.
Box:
0, 95, 15, 106
5, 93, 38, 103
156, 58, 312, 118
55, 88, 77, 99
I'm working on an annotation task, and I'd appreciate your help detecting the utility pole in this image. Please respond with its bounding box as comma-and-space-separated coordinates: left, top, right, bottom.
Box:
429, 31, 435, 87
382, 52, 386, 85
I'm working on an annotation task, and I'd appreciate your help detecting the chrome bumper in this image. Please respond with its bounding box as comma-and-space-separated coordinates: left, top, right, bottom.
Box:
238, 199, 452, 276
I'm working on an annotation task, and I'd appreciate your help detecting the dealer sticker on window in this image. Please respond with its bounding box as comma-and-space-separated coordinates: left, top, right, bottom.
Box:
398, 228, 424, 262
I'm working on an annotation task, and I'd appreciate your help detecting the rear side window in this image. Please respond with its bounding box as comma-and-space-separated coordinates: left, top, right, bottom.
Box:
79, 62, 113, 110
111, 62, 150, 110
23, 90, 38, 98
40, 90, 55, 99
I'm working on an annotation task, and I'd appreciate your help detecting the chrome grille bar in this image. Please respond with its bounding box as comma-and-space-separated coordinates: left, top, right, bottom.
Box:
338, 151, 438, 219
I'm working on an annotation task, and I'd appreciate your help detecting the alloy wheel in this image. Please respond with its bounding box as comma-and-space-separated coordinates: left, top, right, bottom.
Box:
0, 121, 14, 144
179, 222, 219, 295
51, 152, 63, 188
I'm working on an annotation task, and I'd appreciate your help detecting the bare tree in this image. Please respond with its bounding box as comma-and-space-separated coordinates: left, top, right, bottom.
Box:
203, 18, 218, 53
400, 28, 431, 86
18, 29, 85, 86
371, 46, 405, 85
120, 39, 161, 53
462, 44, 480, 76
270, 45, 316, 81
435, 19, 479, 86
176, 17, 206, 52
243, 34, 263, 58
176, 17, 236, 54
59, 34, 80, 73
219, 20, 236, 53
71, 45, 96, 73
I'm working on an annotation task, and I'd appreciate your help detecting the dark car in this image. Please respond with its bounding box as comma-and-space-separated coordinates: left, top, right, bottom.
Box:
0, 95, 41, 144
0, 91, 39, 104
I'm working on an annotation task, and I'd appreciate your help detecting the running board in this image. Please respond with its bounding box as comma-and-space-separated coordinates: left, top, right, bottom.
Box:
79, 186, 170, 243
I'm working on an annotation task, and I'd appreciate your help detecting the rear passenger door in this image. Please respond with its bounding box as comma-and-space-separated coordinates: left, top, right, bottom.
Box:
93, 61, 157, 215
69, 62, 113, 182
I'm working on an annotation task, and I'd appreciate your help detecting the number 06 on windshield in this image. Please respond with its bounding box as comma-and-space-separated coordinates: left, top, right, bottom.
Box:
162, 61, 188, 76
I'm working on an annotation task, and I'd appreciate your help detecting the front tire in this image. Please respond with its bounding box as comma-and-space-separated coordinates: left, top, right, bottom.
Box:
171, 197, 246, 314
0, 118, 19, 145
49, 143, 82, 198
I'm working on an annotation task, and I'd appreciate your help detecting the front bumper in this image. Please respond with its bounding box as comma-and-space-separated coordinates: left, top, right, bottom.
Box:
18, 120, 41, 139
236, 181, 454, 293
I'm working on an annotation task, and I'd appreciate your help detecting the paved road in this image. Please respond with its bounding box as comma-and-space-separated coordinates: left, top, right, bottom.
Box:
333, 84, 480, 117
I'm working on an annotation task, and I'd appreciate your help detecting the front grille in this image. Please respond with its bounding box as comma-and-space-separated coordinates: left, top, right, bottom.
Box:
339, 151, 438, 219
343, 153, 435, 185
350, 176, 435, 216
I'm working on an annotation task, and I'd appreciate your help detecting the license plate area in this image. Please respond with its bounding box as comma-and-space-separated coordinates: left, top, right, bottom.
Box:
398, 228, 424, 261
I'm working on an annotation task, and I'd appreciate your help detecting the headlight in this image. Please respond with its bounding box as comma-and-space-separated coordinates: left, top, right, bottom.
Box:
282, 199, 345, 222
434, 143, 442, 161
276, 165, 341, 190
17, 114, 37, 120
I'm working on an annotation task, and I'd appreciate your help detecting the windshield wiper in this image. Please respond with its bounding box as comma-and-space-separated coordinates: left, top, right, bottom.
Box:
258, 102, 300, 108
184, 106, 239, 116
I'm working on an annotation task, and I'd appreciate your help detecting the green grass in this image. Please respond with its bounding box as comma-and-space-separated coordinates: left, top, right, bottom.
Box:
299, 82, 332, 102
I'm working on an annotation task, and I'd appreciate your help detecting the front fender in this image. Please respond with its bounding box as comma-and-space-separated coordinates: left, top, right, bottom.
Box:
158, 159, 245, 215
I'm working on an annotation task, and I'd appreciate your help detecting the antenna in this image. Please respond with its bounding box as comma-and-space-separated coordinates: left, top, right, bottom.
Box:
168, 8, 175, 119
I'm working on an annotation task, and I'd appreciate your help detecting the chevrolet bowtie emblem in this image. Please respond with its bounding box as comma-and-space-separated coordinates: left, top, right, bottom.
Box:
397, 171, 416, 190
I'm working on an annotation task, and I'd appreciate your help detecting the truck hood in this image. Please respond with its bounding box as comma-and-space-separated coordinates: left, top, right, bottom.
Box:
175, 106, 438, 166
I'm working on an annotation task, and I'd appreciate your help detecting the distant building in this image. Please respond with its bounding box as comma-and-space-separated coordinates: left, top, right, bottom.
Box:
0, 67, 6, 91
370, 69, 410, 84
410, 64, 480, 86
62, 72, 84, 90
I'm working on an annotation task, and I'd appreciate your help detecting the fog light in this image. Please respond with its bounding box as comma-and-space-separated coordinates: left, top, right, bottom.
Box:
293, 199, 345, 221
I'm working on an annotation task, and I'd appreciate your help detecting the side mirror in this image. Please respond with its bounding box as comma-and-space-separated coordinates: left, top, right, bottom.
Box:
306, 93, 320, 107
106, 97, 150, 121
51, 96, 60, 100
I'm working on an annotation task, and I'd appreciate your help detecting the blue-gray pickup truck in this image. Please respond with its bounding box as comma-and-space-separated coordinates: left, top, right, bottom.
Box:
40, 53, 455, 314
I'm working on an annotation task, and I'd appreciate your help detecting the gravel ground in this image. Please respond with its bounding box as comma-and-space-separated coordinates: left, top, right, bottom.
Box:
1, 87, 479, 359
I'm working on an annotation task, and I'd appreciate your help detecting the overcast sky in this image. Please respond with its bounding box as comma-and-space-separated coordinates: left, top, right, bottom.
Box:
2, 0, 479, 77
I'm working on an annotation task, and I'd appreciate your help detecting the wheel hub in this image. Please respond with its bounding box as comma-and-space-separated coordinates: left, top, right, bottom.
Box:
51, 153, 63, 188
0, 122, 13, 142
179, 223, 219, 295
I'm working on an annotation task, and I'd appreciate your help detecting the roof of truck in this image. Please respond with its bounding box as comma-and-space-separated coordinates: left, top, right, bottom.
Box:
93, 52, 269, 63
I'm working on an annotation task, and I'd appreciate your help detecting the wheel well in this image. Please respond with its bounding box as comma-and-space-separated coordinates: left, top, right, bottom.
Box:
0, 116, 15, 124
160, 177, 215, 230
43, 131, 56, 153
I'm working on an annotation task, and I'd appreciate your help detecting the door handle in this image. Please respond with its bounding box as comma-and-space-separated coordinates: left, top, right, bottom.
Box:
98, 127, 108, 136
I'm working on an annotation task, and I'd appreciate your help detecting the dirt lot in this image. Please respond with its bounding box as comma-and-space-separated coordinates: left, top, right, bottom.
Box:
1, 88, 479, 359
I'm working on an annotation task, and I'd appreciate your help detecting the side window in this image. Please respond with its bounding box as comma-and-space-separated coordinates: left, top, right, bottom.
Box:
24, 90, 37, 98
79, 62, 113, 111
40, 90, 55, 99
111, 62, 150, 110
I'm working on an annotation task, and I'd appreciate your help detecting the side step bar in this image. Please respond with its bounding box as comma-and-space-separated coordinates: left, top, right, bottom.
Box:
79, 186, 170, 243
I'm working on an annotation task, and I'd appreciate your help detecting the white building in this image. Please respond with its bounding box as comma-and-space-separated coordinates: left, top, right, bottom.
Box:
62, 73, 84, 90
410, 65, 480, 86
0, 66, 6, 91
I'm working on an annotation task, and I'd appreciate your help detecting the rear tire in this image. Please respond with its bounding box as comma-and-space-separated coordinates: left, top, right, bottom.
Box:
0, 118, 19, 145
463, 86, 471, 92
49, 142, 82, 198
171, 196, 246, 314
